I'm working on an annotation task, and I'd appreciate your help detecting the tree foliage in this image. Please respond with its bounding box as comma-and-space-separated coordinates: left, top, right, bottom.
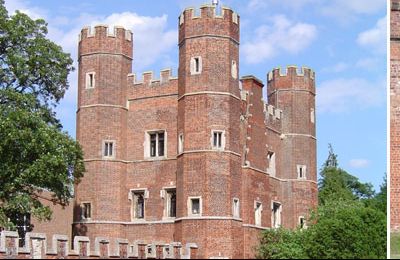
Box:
0, 0, 84, 229
0, 0, 73, 106
257, 145, 386, 259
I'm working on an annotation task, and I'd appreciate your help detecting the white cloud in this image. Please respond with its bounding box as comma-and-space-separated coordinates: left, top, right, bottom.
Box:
93, 12, 178, 72
4, 0, 47, 19
349, 159, 370, 169
321, 62, 349, 73
247, 0, 317, 11
357, 16, 386, 55
320, 0, 386, 22
355, 57, 381, 71
242, 15, 317, 64
317, 77, 386, 113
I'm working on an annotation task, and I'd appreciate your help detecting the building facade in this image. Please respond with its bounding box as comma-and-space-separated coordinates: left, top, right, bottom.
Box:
72, 5, 317, 259
392, 0, 400, 232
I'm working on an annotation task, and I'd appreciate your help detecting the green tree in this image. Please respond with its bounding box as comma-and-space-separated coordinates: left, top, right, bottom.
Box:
0, 0, 73, 106
257, 145, 386, 259
0, 0, 84, 229
304, 200, 386, 259
256, 228, 308, 259
318, 145, 374, 204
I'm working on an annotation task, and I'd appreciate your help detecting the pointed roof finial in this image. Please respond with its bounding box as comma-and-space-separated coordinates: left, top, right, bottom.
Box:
212, 0, 218, 5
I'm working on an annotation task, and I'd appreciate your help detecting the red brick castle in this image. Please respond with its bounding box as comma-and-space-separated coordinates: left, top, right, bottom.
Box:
72, 4, 317, 259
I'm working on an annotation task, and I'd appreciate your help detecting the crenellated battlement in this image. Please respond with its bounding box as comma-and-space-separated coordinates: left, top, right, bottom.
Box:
0, 231, 198, 259
127, 68, 178, 86
179, 5, 239, 25
78, 24, 133, 59
79, 24, 132, 42
267, 66, 315, 82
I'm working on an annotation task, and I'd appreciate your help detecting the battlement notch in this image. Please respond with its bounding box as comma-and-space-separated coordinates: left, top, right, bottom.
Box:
79, 25, 132, 42
127, 68, 178, 86
78, 25, 133, 59
267, 66, 315, 82
179, 5, 238, 25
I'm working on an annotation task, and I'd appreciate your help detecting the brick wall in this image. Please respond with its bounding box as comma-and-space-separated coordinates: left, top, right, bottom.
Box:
0, 231, 197, 259
392, 0, 400, 232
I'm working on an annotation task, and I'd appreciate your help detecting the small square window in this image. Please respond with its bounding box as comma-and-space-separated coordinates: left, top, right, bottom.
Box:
103, 141, 115, 158
297, 165, 307, 179
165, 189, 176, 218
188, 197, 202, 216
299, 216, 307, 229
85, 72, 95, 89
267, 151, 276, 177
178, 133, 184, 154
147, 131, 166, 158
190, 56, 202, 75
310, 108, 315, 123
81, 203, 91, 220
231, 60, 237, 79
132, 191, 145, 220
212, 130, 225, 150
272, 202, 282, 228
255, 202, 262, 226
233, 198, 240, 218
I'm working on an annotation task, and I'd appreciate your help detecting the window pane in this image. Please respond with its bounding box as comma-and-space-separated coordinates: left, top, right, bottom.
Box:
89, 74, 93, 87
109, 142, 113, 156
137, 194, 144, 219
218, 132, 222, 147
195, 58, 199, 72
192, 199, 200, 214
170, 192, 176, 217
213, 132, 218, 147
158, 132, 164, 156
150, 134, 156, 157
104, 143, 109, 156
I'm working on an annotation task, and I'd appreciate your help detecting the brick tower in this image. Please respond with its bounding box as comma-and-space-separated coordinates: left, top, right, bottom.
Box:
74, 25, 132, 237
391, 0, 400, 232
176, 5, 243, 258
267, 67, 318, 228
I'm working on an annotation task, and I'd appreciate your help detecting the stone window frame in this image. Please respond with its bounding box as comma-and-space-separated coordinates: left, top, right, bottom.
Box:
211, 129, 226, 151
297, 165, 307, 180
102, 140, 115, 159
299, 216, 307, 229
144, 130, 167, 159
80, 202, 92, 220
85, 71, 96, 89
187, 196, 202, 216
271, 201, 282, 229
161, 187, 177, 219
190, 56, 202, 75
129, 188, 149, 221
231, 60, 238, 79
178, 133, 184, 155
232, 198, 240, 218
254, 200, 263, 226
310, 108, 315, 124
266, 151, 276, 177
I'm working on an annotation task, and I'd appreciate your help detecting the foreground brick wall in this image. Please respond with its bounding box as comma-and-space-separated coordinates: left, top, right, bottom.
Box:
392, 0, 400, 232
0, 231, 198, 259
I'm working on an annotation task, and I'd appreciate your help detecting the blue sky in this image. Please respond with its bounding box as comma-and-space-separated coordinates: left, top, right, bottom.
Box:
5, 0, 387, 190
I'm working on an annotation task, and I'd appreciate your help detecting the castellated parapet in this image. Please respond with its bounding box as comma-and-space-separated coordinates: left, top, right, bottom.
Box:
79, 25, 133, 59
0, 231, 198, 259
178, 5, 239, 45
